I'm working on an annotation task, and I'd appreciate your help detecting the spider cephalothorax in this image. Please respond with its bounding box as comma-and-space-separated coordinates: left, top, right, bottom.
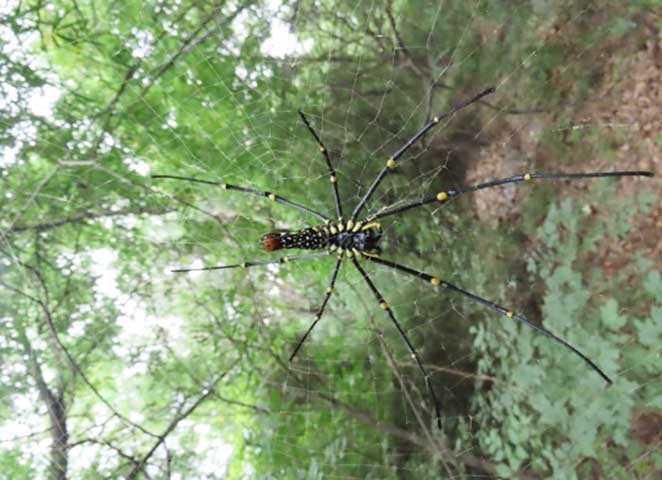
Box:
262, 221, 382, 255
154, 86, 653, 429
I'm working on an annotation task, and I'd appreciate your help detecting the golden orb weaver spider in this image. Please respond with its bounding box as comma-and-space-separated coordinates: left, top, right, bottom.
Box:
154, 87, 654, 428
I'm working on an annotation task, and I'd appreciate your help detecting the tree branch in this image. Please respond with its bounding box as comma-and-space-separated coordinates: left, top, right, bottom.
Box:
0, 279, 160, 440
8, 206, 171, 233
17, 328, 69, 480
126, 358, 240, 479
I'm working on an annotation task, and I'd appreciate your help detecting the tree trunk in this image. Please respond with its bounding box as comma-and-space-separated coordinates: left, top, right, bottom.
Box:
46, 390, 68, 480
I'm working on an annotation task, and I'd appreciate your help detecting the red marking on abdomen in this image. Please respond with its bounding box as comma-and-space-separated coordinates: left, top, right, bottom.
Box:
262, 233, 282, 251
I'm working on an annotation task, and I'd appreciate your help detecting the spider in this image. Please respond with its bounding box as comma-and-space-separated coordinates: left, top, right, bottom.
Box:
153, 87, 653, 428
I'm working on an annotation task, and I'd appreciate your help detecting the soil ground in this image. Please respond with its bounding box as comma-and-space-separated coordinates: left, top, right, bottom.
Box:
469, 16, 661, 269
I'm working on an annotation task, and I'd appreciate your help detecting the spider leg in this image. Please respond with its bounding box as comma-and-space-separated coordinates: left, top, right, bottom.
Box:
362, 255, 612, 384
152, 174, 329, 222
351, 257, 442, 429
366, 170, 655, 221
289, 257, 343, 362
171, 252, 329, 272
298, 110, 344, 220
350, 87, 495, 221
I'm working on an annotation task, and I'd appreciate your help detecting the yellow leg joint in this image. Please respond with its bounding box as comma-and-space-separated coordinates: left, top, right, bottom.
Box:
524, 173, 532, 181
326, 287, 333, 294
379, 301, 389, 310
362, 222, 381, 231
330, 175, 337, 183
430, 277, 441, 286
437, 191, 448, 202
386, 158, 396, 169
506, 311, 514, 318
268, 193, 277, 201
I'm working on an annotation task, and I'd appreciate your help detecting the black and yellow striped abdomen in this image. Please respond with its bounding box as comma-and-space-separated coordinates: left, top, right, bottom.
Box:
262, 221, 382, 254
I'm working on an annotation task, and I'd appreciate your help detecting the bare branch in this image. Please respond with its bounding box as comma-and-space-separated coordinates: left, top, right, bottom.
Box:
126, 358, 240, 479
0, 279, 160, 440
375, 331, 456, 476
8, 206, 171, 233
144, 1, 255, 97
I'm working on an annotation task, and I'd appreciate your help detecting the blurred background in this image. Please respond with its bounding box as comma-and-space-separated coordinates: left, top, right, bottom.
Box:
1, 1, 660, 478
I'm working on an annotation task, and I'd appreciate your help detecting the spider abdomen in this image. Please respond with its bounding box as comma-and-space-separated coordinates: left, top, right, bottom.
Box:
262, 228, 329, 251
262, 222, 382, 254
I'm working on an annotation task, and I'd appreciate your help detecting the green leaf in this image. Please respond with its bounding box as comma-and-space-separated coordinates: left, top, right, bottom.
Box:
636, 308, 662, 347
601, 299, 626, 329
643, 270, 662, 302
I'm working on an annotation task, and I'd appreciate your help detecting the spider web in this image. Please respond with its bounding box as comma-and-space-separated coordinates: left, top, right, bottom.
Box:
1, 1, 661, 478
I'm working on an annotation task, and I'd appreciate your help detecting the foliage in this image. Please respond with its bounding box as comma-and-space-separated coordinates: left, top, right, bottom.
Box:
469, 187, 661, 478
